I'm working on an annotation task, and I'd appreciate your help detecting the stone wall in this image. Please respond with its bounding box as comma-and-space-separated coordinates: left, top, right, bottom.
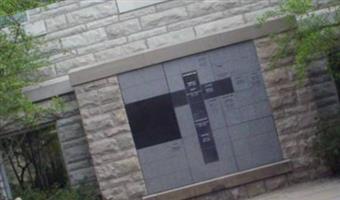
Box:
71, 34, 340, 200
255, 36, 339, 183
25, 0, 281, 80
74, 77, 146, 200
18, 0, 340, 199
56, 93, 97, 186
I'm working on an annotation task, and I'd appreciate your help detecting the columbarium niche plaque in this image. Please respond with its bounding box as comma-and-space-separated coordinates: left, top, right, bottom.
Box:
182, 71, 219, 163
118, 41, 283, 194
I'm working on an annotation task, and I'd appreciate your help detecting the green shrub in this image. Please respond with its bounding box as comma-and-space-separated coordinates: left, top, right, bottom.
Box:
13, 185, 100, 200
314, 118, 340, 174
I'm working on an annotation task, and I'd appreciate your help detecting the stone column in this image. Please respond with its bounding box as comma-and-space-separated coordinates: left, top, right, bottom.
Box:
56, 114, 97, 186
74, 77, 146, 200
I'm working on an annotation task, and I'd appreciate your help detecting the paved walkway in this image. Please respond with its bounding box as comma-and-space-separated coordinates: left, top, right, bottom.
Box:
250, 178, 340, 200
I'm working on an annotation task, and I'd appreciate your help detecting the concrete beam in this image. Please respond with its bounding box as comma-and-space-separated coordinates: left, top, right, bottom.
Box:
23, 76, 73, 102
69, 16, 296, 86
143, 160, 292, 200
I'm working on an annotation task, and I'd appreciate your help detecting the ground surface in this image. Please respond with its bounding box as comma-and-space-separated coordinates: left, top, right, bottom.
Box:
250, 178, 340, 200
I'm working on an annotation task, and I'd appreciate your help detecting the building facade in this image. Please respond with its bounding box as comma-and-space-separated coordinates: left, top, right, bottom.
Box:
3, 0, 340, 199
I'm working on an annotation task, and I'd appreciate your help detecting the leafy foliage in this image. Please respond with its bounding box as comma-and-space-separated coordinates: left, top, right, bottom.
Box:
314, 119, 340, 174
258, 0, 340, 80
13, 185, 100, 200
0, 0, 67, 197
0, 0, 62, 133
259, 0, 340, 174
1, 126, 68, 190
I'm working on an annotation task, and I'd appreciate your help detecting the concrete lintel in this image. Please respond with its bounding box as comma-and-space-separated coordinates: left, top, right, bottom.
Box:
69, 16, 296, 86
23, 76, 73, 102
143, 160, 292, 200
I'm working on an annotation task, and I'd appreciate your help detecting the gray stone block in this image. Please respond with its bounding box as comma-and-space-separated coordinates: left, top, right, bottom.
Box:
168, 12, 224, 31
87, 15, 119, 29
128, 26, 167, 42
24, 20, 47, 36
105, 19, 141, 39
94, 40, 147, 61
195, 15, 244, 37
69, 167, 97, 185
77, 37, 127, 55
55, 54, 96, 75
120, 6, 156, 21
186, 0, 239, 18
79, 0, 107, 8
57, 122, 84, 142
67, 159, 93, 171
61, 28, 107, 49
141, 7, 188, 29
147, 28, 195, 49
45, 14, 68, 32
45, 24, 87, 40
66, 2, 116, 25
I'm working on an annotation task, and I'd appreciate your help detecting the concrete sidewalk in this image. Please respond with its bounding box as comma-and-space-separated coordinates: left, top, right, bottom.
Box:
250, 178, 340, 200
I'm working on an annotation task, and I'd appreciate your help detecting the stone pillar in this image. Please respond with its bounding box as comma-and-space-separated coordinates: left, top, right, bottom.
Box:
51, 93, 98, 187
74, 77, 146, 200
255, 36, 339, 182
56, 114, 97, 186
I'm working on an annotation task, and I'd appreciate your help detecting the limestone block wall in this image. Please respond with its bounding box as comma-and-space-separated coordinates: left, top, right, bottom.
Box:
74, 77, 146, 200
17, 0, 339, 199
25, 0, 283, 80
255, 37, 339, 182
40, 93, 97, 187
56, 94, 97, 186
